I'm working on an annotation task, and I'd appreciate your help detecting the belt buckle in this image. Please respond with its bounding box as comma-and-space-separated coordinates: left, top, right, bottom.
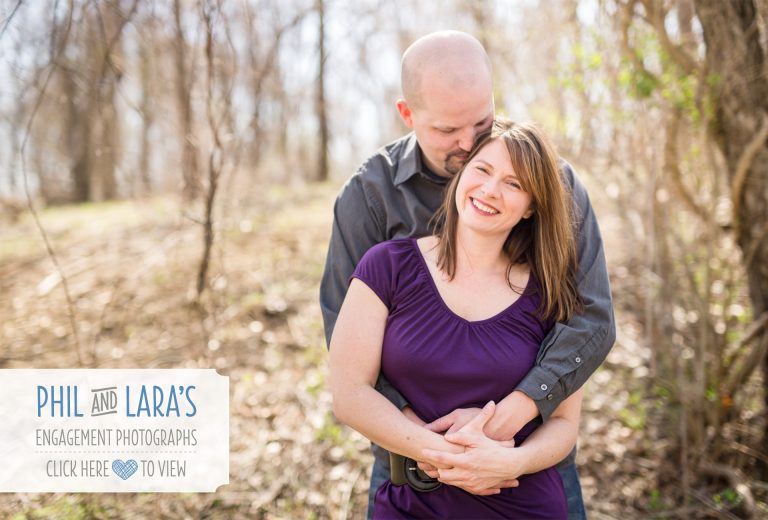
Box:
389, 452, 441, 492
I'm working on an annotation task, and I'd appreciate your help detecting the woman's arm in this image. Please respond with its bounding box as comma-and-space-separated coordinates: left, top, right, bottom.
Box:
422, 388, 583, 493
329, 279, 463, 462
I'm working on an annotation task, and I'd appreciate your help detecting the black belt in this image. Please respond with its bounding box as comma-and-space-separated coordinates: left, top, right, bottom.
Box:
389, 452, 441, 492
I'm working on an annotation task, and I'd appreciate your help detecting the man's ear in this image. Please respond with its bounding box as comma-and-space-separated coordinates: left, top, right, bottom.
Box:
396, 99, 415, 129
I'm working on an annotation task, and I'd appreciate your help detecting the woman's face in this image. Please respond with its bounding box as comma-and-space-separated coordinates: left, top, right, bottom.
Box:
454, 138, 534, 238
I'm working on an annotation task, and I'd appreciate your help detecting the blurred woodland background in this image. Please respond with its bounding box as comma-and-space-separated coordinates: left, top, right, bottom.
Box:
0, 0, 767, 518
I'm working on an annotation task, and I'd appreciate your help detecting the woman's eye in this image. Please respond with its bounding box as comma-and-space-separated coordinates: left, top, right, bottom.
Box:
505, 180, 521, 188
476, 167, 490, 175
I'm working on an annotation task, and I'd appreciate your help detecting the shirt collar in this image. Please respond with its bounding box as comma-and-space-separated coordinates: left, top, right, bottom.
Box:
393, 133, 449, 186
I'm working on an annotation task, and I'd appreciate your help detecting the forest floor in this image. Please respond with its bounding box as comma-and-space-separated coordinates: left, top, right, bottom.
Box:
0, 182, 763, 519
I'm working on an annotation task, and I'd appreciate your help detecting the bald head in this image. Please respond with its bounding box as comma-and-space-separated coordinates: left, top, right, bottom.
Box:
401, 31, 492, 109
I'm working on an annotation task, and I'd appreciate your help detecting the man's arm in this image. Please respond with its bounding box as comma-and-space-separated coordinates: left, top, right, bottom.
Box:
319, 173, 410, 410
320, 175, 381, 344
503, 163, 615, 423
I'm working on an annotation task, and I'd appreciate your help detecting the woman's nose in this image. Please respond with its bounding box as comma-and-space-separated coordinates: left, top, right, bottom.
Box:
481, 177, 500, 197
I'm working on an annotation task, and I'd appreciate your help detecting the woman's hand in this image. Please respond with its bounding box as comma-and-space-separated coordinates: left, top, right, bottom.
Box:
422, 401, 522, 495
424, 407, 483, 434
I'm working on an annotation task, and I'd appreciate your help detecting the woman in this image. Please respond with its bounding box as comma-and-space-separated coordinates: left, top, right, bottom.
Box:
330, 119, 584, 519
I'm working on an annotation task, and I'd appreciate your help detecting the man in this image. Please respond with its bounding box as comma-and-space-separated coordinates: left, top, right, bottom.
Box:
320, 31, 615, 519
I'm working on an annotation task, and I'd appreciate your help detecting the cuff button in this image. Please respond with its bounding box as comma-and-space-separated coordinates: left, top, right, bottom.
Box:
540, 384, 548, 391
575, 357, 581, 363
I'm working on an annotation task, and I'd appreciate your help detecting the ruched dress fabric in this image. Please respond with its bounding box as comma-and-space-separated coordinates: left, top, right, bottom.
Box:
351, 238, 567, 520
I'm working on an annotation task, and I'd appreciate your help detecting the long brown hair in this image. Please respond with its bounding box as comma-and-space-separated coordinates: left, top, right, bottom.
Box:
431, 118, 582, 322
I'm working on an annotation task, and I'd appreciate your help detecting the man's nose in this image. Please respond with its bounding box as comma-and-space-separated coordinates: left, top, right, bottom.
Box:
457, 128, 475, 152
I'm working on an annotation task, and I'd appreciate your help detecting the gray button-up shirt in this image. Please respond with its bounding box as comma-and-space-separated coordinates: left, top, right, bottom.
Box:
320, 132, 616, 463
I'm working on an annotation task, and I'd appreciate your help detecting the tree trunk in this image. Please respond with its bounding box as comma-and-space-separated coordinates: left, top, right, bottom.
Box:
173, 0, 200, 201
94, 80, 120, 201
65, 70, 91, 203
138, 34, 154, 195
94, 3, 128, 201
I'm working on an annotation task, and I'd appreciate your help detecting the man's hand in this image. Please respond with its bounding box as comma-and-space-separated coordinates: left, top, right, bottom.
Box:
484, 390, 538, 440
424, 391, 538, 443
422, 402, 522, 495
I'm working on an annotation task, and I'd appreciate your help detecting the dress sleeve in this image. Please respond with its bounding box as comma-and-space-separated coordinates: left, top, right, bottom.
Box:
350, 242, 395, 309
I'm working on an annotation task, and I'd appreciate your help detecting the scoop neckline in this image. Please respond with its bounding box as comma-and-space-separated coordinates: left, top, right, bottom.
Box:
409, 237, 533, 325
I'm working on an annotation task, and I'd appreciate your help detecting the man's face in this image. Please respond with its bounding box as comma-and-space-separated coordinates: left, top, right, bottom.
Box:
398, 84, 494, 177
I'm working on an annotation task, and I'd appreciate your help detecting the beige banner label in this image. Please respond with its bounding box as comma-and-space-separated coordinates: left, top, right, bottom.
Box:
0, 369, 229, 492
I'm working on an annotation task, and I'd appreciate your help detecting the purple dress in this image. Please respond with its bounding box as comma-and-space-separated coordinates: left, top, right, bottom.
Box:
352, 239, 567, 519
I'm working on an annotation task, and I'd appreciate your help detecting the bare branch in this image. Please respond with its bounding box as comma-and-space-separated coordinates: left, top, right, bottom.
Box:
19, 0, 85, 366
93, 0, 140, 84
249, 7, 310, 108
732, 111, 768, 237
0, 0, 24, 40
196, 0, 224, 298
699, 460, 756, 517
722, 313, 768, 402
640, 0, 700, 74
663, 107, 711, 223
617, 0, 664, 98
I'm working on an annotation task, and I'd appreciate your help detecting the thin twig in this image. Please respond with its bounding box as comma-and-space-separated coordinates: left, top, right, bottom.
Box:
732, 112, 768, 238
0, 0, 24, 40
640, 0, 699, 74
19, 0, 84, 366
688, 488, 743, 520
699, 461, 756, 517
196, 0, 224, 298
722, 314, 768, 400
663, 107, 710, 224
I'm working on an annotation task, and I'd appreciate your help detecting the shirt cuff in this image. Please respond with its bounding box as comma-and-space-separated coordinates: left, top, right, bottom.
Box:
516, 366, 565, 421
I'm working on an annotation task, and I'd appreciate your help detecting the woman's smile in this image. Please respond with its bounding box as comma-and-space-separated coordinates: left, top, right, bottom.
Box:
469, 197, 499, 215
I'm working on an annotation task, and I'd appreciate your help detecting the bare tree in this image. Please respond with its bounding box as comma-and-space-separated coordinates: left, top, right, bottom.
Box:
174, 0, 201, 201
692, 0, 768, 459
57, 1, 136, 202
607, 0, 768, 512
240, 3, 308, 175
137, 21, 156, 196
196, 0, 223, 298
315, 0, 329, 182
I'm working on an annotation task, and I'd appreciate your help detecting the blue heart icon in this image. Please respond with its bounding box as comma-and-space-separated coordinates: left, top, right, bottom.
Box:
112, 459, 138, 480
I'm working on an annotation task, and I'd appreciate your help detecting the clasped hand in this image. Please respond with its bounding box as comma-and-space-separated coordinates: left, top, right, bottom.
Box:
418, 402, 522, 496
